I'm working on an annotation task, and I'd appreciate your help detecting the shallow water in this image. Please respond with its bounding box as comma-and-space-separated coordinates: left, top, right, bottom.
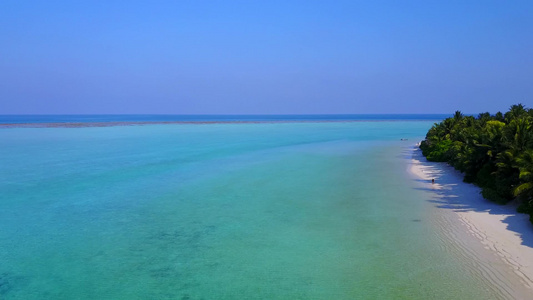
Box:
0, 122, 503, 299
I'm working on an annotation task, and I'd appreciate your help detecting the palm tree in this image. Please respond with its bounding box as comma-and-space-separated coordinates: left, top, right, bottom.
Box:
420, 104, 533, 222
495, 112, 505, 122
503, 118, 532, 152
478, 112, 491, 127
453, 110, 464, 122
481, 120, 505, 157
505, 104, 528, 122
514, 150, 533, 201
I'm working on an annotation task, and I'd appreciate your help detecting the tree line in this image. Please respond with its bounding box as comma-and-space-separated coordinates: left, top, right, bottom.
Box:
420, 104, 533, 224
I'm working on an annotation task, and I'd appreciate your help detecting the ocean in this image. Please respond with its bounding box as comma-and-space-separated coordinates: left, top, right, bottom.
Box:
0, 117, 505, 299
0, 114, 449, 124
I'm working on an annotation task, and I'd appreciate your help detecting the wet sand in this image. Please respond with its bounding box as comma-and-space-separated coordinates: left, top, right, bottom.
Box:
410, 145, 533, 299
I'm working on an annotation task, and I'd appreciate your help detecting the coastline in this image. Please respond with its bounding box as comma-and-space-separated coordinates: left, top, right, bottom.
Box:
0, 119, 443, 128
409, 144, 533, 299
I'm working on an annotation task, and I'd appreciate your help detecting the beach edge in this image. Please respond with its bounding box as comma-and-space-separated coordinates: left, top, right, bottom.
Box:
409, 143, 533, 299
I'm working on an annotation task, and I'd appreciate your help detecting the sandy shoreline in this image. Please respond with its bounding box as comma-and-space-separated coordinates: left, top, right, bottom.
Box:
409, 144, 533, 299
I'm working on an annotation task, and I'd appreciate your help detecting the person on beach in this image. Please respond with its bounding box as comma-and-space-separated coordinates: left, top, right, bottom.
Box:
432, 179, 435, 184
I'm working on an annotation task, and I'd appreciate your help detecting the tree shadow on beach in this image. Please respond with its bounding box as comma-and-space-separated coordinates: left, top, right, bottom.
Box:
409, 147, 533, 249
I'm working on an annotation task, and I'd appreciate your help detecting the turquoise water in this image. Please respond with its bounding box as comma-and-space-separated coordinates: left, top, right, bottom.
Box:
0, 122, 500, 299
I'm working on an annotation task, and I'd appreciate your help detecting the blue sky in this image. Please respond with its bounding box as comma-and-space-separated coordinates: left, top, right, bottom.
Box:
1, 1, 532, 114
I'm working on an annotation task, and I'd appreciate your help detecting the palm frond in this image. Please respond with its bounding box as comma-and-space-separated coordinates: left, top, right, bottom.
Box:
514, 182, 533, 196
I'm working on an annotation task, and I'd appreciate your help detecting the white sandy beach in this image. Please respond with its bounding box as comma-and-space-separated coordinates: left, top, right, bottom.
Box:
410, 145, 533, 299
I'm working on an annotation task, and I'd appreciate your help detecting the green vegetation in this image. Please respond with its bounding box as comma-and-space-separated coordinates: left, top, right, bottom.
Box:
420, 104, 533, 224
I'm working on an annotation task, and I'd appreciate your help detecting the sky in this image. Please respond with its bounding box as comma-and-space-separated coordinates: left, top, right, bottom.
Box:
0, 0, 532, 115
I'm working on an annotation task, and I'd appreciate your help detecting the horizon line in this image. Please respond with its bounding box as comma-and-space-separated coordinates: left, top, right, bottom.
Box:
0, 113, 455, 116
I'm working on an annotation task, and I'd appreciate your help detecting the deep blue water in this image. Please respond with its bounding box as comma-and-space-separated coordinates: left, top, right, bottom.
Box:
0, 114, 449, 124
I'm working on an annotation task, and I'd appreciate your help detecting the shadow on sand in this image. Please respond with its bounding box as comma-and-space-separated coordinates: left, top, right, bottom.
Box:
408, 145, 533, 249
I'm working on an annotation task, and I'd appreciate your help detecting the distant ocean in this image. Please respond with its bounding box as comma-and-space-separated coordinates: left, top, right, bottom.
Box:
0, 114, 449, 124
0, 118, 506, 299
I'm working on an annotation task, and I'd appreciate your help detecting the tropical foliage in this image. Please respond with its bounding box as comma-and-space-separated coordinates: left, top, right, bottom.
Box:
420, 104, 533, 224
